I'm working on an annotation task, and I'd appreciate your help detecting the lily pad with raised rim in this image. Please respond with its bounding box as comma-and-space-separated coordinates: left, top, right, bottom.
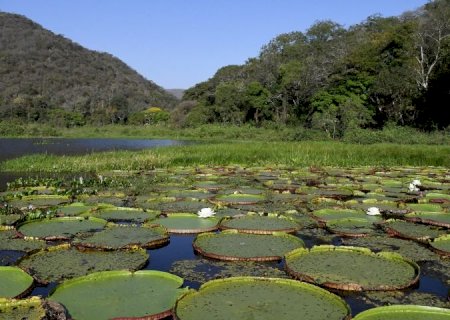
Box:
325, 218, 378, 238
404, 212, 450, 228
285, 245, 420, 291
429, 234, 450, 257
49, 270, 188, 320
175, 277, 351, 320
353, 305, 450, 320
214, 193, 266, 205
56, 202, 94, 216
0, 229, 46, 252
152, 213, 220, 234
17, 217, 107, 240
0, 266, 34, 298
193, 230, 305, 261
0, 296, 46, 320
220, 215, 300, 234
75, 224, 169, 250
311, 208, 371, 222
8, 195, 69, 209
85, 206, 157, 223
381, 219, 447, 242
18, 244, 149, 283
406, 203, 444, 212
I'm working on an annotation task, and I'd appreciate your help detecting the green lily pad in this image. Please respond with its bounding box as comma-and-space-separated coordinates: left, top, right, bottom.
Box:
17, 217, 107, 240
406, 203, 444, 212
220, 215, 300, 234
193, 230, 305, 261
0, 230, 46, 252
0, 214, 22, 226
8, 195, 69, 209
86, 206, 157, 223
325, 218, 377, 237
353, 305, 450, 320
152, 213, 220, 234
285, 245, 419, 291
311, 208, 369, 222
404, 212, 450, 228
175, 277, 351, 320
0, 296, 46, 320
429, 234, 450, 257
381, 219, 447, 241
342, 236, 438, 262
0, 266, 34, 298
214, 193, 265, 205
56, 202, 94, 216
49, 270, 188, 320
18, 244, 148, 283
75, 224, 169, 250
156, 200, 209, 213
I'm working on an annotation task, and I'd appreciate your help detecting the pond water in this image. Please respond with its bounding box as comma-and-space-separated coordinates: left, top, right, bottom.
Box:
0, 138, 188, 191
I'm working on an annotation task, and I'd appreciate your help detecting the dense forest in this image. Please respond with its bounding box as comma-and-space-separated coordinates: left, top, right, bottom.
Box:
175, 0, 450, 134
0, 12, 177, 126
0, 0, 449, 136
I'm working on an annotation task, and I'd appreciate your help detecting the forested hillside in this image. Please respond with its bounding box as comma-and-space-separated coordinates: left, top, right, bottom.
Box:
0, 12, 177, 126
176, 0, 449, 134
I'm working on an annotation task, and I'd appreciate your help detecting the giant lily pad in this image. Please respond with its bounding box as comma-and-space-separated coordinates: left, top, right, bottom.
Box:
175, 277, 351, 320
404, 212, 450, 228
214, 193, 265, 205
0, 266, 34, 298
220, 215, 300, 234
381, 219, 447, 242
285, 245, 420, 291
0, 229, 46, 252
49, 270, 188, 320
56, 202, 94, 216
325, 218, 377, 238
429, 234, 450, 257
193, 230, 305, 261
75, 224, 169, 250
8, 195, 69, 209
152, 213, 219, 234
311, 208, 370, 222
18, 244, 148, 283
353, 305, 450, 320
17, 217, 107, 240
0, 296, 46, 320
86, 206, 157, 223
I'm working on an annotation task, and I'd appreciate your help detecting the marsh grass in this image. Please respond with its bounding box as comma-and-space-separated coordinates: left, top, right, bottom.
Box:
2, 141, 449, 172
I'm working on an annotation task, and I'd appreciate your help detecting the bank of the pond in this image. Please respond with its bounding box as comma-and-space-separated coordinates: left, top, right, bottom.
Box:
2, 141, 449, 172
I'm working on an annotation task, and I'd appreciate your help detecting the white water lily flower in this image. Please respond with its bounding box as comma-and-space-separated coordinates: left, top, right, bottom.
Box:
366, 207, 381, 216
197, 208, 216, 218
408, 179, 421, 192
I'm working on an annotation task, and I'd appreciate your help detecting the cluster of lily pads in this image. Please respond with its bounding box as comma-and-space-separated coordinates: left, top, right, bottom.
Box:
0, 165, 449, 319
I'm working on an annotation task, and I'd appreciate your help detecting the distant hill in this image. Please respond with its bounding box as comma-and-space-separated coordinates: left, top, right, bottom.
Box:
0, 12, 177, 119
165, 89, 185, 99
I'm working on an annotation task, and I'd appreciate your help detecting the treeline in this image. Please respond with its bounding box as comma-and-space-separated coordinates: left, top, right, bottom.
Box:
0, 12, 177, 127
173, 0, 450, 136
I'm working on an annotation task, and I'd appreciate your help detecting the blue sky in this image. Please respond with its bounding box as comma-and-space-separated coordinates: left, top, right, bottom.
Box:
0, 0, 429, 89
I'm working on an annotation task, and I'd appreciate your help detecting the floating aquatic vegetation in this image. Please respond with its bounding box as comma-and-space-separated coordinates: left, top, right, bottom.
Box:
404, 212, 450, 228
0, 229, 46, 252
175, 277, 351, 320
85, 206, 157, 223
193, 230, 304, 261
7, 195, 69, 209
56, 202, 94, 216
360, 290, 450, 309
213, 193, 266, 205
0, 266, 34, 298
18, 244, 148, 283
0, 296, 46, 320
353, 305, 450, 320
49, 270, 188, 320
429, 234, 450, 257
343, 236, 439, 262
381, 219, 447, 242
311, 208, 371, 222
17, 217, 107, 241
152, 213, 220, 234
325, 218, 379, 238
169, 259, 288, 284
75, 224, 169, 250
285, 245, 419, 291
220, 215, 300, 234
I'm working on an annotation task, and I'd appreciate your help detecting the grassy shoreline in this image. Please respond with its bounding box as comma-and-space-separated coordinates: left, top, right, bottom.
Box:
2, 141, 449, 173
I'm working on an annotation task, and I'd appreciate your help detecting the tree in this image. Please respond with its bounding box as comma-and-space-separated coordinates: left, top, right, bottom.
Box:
414, 0, 450, 90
